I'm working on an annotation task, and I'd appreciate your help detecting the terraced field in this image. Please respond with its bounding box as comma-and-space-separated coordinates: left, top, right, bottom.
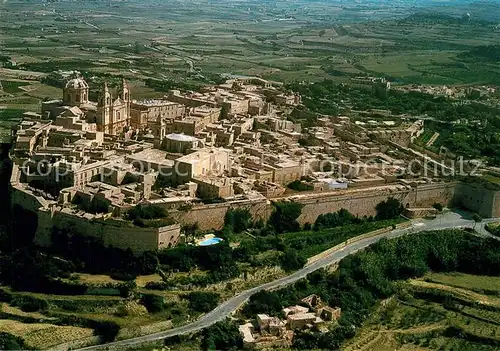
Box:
0, 278, 193, 350
0, 319, 95, 350
344, 273, 500, 350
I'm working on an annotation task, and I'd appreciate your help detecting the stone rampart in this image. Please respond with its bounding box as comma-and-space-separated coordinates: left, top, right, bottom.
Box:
296, 182, 456, 225
31, 207, 180, 254
453, 182, 500, 218
176, 183, 458, 229
295, 187, 412, 225
11, 185, 49, 212
406, 182, 457, 208
11, 180, 497, 253
178, 197, 270, 231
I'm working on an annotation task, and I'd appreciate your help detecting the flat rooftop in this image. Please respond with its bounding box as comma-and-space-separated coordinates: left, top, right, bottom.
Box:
127, 149, 174, 167
133, 99, 180, 107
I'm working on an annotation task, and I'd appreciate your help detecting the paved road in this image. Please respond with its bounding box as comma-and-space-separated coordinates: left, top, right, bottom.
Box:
78, 212, 499, 350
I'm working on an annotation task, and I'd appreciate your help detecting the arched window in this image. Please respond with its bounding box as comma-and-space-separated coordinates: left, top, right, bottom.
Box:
124, 92, 128, 100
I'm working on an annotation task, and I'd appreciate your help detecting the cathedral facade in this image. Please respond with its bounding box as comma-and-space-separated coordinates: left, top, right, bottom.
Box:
42, 76, 131, 136
96, 80, 131, 135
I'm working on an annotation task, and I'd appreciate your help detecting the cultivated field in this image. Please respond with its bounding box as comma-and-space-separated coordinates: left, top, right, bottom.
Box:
0, 319, 95, 350
1, 0, 499, 141
344, 273, 500, 351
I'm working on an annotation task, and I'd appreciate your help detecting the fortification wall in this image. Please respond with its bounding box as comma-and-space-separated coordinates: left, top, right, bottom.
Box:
453, 183, 500, 218
11, 185, 48, 212
11, 186, 181, 254
406, 182, 457, 208
296, 182, 456, 225
178, 198, 270, 231
49, 211, 180, 253
35, 208, 54, 247
296, 187, 412, 225
33, 208, 180, 254
12, 179, 497, 254
176, 183, 458, 229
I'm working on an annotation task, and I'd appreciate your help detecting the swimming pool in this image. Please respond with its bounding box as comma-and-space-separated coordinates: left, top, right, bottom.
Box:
198, 237, 224, 246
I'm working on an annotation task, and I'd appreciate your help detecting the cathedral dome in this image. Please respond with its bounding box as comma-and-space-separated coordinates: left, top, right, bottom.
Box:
65, 78, 89, 90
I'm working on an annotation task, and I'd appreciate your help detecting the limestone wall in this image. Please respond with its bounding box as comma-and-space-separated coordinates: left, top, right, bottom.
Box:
406, 182, 457, 208
454, 182, 500, 218
35, 208, 54, 247
12, 186, 180, 253
32, 208, 180, 254
46, 211, 180, 253
11, 185, 49, 212
296, 182, 456, 225
12, 179, 498, 255
176, 183, 458, 229
178, 198, 270, 231
296, 187, 412, 225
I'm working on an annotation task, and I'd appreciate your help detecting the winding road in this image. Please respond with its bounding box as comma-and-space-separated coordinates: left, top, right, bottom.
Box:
78, 212, 499, 350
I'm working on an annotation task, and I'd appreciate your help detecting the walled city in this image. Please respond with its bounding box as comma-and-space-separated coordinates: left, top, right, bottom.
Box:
9, 73, 500, 253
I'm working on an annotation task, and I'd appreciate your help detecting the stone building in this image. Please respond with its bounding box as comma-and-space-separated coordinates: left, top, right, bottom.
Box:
22, 155, 107, 190
130, 100, 185, 130
96, 80, 131, 135
42, 76, 132, 136
174, 148, 231, 183
287, 313, 318, 331
42, 77, 97, 122
164, 133, 201, 154
172, 106, 221, 136
12, 119, 52, 154
63, 77, 90, 107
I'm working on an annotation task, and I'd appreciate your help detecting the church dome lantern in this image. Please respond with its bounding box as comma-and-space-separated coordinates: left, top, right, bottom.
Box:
63, 77, 90, 106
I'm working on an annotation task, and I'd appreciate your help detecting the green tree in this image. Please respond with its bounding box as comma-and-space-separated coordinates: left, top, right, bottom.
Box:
94, 321, 120, 343
182, 223, 199, 242
287, 180, 314, 192
269, 202, 304, 233
141, 294, 167, 313
314, 208, 357, 231
375, 198, 404, 220
185, 291, 220, 313
201, 319, 243, 351
0, 332, 28, 350
243, 290, 282, 316
281, 249, 307, 272
433, 203, 444, 212
119, 281, 137, 299
140, 251, 159, 275
126, 205, 168, 220
224, 208, 253, 234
